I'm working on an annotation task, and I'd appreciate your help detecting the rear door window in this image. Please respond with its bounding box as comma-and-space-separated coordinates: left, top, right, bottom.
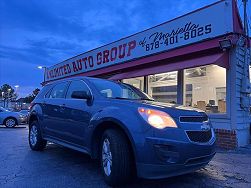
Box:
49, 82, 69, 99
36, 85, 52, 99
45, 88, 53, 98
66, 80, 90, 99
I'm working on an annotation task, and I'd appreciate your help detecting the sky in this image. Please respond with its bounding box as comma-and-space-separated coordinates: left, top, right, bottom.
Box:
0, 0, 250, 97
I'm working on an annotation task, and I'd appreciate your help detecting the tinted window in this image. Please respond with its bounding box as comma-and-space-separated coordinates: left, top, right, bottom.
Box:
89, 78, 153, 100
0, 107, 8, 112
45, 88, 52, 98
49, 82, 68, 98
66, 80, 90, 99
36, 85, 52, 99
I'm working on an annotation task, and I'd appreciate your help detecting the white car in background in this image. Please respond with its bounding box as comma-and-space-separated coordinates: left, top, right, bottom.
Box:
19, 109, 30, 118
0, 107, 27, 127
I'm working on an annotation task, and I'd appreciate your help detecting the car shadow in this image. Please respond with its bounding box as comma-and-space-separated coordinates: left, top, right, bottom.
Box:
0, 125, 27, 129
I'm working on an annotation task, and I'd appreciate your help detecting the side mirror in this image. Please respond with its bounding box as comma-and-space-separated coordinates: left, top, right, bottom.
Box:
71, 91, 91, 100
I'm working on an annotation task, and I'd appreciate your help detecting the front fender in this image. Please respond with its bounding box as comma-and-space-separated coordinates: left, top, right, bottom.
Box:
89, 106, 150, 135
87, 106, 153, 162
28, 104, 43, 125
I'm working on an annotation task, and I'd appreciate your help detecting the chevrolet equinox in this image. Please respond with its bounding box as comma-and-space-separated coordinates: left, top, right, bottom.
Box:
28, 76, 216, 186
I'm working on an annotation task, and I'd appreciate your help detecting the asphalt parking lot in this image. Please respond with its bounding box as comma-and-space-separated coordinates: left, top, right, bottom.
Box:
0, 125, 250, 188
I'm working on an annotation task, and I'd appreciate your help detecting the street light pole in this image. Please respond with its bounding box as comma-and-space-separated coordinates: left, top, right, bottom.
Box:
7, 88, 11, 108
44, 67, 47, 83
14, 85, 19, 109
1, 91, 4, 108
38, 66, 47, 83
242, 0, 248, 36
14, 85, 19, 96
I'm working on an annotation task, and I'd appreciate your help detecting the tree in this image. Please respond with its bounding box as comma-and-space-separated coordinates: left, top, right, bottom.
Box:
0, 84, 16, 100
19, 88, 40, 103
0, 84, 17, 107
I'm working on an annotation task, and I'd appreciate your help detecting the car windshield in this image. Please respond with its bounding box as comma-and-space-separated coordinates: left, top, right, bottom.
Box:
89, 79, 154, 100
0, 107, 9, 112
20, 110, 28, 113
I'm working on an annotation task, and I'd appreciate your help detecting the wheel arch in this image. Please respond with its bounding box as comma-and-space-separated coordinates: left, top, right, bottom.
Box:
28, 113, 39, 128
3, 116, 18, 125
91, 119, 137, 165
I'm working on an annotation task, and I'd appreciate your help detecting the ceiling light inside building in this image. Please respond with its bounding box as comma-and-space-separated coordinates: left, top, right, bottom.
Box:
219, 39, 232, 50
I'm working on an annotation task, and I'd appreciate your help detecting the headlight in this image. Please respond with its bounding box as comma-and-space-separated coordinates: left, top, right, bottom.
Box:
138, 107, 177, 129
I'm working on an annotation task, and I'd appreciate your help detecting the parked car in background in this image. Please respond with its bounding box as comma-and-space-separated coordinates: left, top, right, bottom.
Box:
19, 110, 30, 123
0, 107, 27, 127
6, 107, 15, 112
28, 77, 216, 186
19, 109, 29, 117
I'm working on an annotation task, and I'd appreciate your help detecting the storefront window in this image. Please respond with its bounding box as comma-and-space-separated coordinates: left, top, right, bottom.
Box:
148, 71, 178, 104
122, 77, 144, 91
184, 65, 226, 113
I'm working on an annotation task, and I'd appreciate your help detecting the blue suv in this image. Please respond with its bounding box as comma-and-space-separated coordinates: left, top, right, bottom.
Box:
28, 77, 216, 186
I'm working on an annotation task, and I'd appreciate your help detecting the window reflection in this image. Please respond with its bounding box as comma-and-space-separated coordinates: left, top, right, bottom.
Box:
148, 71, 178, 104
123, 77, 144, 91
121, 65, 227, 114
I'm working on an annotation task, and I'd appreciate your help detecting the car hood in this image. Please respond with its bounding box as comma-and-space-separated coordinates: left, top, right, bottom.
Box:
113, 99, 206, 118
140, 100, 206, 117
0, 111, 20, 118
7, 111, 22, 117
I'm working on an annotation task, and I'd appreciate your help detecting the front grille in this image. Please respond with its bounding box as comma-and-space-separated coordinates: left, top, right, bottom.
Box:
180, 116, 208, 123
186, 130, 212, 143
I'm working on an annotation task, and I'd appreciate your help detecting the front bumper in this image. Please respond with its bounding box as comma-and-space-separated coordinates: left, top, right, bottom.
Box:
18, 117, 28, 124
137, 157, 214, 179
135, 130, 216, 179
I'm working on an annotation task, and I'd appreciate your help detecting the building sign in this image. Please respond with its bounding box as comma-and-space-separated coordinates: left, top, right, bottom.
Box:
45, 0, 233, 82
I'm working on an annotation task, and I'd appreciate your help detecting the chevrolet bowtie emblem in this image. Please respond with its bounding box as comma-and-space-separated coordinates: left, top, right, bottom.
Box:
201, 122, 210, 130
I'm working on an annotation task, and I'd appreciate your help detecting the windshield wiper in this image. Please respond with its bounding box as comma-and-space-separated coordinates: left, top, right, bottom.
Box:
111, 97, 130, 100
140, 98, 154, 101
111, 97, 154, 101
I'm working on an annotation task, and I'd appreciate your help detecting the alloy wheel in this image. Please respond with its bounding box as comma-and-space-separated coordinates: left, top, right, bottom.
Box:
30, 126, 38, 146
5, 119, 16, 127
102, 138, 113, 176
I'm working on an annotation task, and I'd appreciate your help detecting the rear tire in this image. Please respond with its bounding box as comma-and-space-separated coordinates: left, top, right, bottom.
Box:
29, 121, 47, 151
4, 118, 17, 128
100, 129, 134, 186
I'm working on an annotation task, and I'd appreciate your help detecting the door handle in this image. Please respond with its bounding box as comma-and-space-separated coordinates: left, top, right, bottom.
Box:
42, 101, 46, 107
59, 104, 66, 110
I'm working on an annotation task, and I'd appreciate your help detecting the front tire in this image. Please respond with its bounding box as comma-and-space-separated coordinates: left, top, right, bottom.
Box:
29, 121, 47, 151
100, 129, 134, 186
4, 118, 17, 128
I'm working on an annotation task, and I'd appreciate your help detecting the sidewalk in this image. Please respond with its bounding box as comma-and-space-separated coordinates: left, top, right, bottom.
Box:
200, 145, 251, 188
